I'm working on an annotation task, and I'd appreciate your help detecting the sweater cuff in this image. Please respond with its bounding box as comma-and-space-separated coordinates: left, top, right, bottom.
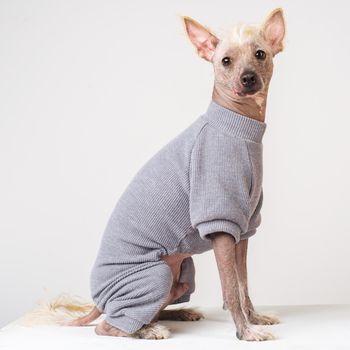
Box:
196, 220, 241, 243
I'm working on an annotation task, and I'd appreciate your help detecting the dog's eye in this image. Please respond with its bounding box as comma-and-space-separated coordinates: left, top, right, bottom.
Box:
221, 57, 231, 66
255, 50, 266, 60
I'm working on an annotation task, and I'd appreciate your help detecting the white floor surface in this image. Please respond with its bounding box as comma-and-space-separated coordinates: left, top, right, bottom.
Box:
1, 305, 349, 350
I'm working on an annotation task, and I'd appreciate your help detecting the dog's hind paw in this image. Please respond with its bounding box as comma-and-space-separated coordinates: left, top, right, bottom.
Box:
133, 323, 171, 340
159, 308, 204, 321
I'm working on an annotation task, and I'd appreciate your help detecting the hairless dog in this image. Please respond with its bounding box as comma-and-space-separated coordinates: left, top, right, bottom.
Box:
68, 8, 285, 341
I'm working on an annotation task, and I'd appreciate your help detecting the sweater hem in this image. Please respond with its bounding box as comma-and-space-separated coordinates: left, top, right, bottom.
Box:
105, 314, 145, 334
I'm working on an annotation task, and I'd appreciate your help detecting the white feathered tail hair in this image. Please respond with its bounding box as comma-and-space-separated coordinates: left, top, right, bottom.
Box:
12, 293, 95, 327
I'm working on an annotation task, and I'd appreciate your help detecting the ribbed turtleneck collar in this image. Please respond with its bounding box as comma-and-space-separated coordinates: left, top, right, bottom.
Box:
203, 100, 266, 143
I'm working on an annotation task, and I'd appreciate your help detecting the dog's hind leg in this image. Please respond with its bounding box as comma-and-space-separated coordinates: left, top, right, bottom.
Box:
95, 261, 186, 340
94, 279, 185, 340
235, 239, 280, 325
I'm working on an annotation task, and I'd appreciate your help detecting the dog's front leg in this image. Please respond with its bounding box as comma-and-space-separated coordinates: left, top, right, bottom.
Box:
211, 232, 273, 341
235, 239, 280, 325
235, 239, 255, 317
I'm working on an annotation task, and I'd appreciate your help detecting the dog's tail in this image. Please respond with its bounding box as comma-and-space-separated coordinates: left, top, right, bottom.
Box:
66, 306, 102, 326
13, 293, 100, 327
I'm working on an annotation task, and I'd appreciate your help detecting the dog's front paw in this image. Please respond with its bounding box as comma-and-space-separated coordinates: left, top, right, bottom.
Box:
237, 326, 274, 341
249, 312, 280, 325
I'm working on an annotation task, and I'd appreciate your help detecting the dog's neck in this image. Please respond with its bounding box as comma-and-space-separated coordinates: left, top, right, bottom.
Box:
212, 84, 268, 122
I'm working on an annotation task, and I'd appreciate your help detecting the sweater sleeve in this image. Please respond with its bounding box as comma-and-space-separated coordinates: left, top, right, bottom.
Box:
240, 190, 263, 240
189, 124, 252, 243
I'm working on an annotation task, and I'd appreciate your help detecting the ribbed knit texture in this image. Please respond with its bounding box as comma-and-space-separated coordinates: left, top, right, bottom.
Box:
90, 100, 266, 333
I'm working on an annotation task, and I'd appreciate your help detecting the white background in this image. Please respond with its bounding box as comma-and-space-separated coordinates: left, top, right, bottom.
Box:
1, 0, 350, 328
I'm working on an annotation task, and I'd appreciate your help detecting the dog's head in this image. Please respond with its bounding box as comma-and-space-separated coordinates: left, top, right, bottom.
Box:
183, 9, 285, 98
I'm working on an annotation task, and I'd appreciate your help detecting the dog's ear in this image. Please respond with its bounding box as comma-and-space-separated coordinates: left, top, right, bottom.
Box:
182, 16, 219, 62
261, 8, 286, 55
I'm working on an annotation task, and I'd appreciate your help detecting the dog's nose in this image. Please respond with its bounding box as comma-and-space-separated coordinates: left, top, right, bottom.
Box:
240, 71, 257, 88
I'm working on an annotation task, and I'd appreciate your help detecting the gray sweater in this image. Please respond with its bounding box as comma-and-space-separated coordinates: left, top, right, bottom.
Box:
90, 100, 266, 333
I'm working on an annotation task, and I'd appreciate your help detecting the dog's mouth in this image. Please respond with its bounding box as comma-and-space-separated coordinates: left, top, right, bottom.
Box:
232, 87, 261, 97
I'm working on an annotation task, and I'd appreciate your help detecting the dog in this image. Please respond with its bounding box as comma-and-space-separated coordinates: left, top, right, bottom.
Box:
67, 8, 286, 341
